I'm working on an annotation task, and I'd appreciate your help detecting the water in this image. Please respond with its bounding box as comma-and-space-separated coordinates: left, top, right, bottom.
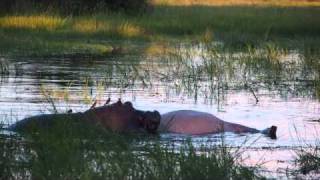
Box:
0, 44, 319, 177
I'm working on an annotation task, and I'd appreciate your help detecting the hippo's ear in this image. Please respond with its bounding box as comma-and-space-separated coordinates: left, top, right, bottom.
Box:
152, 111, 161, 123
116, 99, 123, 106
124, 101, 133, 108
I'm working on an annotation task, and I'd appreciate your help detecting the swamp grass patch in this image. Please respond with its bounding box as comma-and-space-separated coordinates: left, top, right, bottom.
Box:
152, 42, 320, 102
151, 0, 320, 7
0, 119, 264, 179
0, 0, 151, 15
0, 5, 319, 57
295, 145, 320, 175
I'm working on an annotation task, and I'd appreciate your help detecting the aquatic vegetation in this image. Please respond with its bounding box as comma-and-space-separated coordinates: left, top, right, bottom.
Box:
72, 19, 111, 33
0, 16, 66, 31
0, 122, 263, 179
151, 42, 320, 103
71, 18, 145, 38
293, 131, 320, 177
0, 57, 9, 74
295, 145, 320, 175
0, 0, 150, 15
117, 22, 144, 38
0, 4, 319, 56
152, 0, 320, 7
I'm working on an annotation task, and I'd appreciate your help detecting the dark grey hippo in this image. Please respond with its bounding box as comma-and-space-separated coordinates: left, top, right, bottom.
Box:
6, 101, 277, 139
159, 110, 277, 139
8, 100, 161, 134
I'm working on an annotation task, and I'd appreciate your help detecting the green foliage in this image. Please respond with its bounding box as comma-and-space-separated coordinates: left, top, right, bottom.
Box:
295, 146, 320, 175
0, 119, 262, 179
0, 5, 319, 57
0, 0, 151, 15
0, 58, 9, 75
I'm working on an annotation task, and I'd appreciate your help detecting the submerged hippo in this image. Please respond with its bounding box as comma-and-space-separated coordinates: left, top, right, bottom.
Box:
8, 100, 161, 134
159, 110, 277, 139
7, 100, 277, 139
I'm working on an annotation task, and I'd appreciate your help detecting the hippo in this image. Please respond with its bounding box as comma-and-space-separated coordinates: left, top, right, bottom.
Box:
8, 100, 161, 134
159, 110, 277, 139
7, 100, 277, 139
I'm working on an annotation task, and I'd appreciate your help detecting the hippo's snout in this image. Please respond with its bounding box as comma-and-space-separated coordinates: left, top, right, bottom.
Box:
143, 111, 161, 133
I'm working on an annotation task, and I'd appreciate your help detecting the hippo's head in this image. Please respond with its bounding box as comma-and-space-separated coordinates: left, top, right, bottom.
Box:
115, 101, 161, 133
86, 100, 161, 134
136, 110, 161, 134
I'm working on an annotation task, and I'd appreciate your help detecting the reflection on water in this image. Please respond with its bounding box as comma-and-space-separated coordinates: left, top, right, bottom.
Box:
0, 43, 319, 176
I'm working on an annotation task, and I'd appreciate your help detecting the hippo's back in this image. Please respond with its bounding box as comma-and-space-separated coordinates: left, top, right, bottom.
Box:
159, 110, 225, 135
9, 113, 83, 132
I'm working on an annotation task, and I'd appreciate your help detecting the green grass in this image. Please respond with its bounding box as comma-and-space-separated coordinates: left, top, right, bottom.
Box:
0, 119, 263, 179
152, 0, 320, 7
154, 42, 320, 102
295, 145, 320, 175
0, 5, 319, 57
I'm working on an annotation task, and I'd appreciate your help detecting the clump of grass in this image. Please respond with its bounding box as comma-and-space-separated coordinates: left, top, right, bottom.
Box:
0, 57, 9, 74
0, 118, 263, 179
0, 16, 66, 31
117, 22, 145, 38
72, 19, 111, 33
295, 145, 320, 175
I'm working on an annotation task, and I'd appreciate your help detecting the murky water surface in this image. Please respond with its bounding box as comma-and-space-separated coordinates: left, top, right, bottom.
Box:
0, 44, 319, 177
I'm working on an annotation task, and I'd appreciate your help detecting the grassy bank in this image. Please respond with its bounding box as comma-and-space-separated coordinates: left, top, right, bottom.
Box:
0, 2, 319, 57
0, 120, 262, 179
152, 0, 320, 7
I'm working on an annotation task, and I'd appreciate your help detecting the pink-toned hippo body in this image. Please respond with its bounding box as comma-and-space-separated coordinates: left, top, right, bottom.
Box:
159, 110, 277, 139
